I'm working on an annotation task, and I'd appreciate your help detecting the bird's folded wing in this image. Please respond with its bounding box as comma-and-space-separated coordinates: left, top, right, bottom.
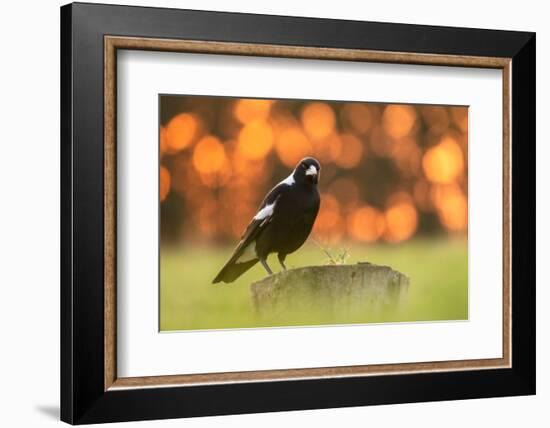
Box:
227, 183, 289, 263
212, 181, 293, 283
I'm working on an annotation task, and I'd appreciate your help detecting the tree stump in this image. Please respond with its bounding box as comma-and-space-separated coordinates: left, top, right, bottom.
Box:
251, 262, 409, 314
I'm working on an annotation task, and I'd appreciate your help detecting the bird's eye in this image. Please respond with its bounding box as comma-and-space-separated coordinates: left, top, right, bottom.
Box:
302, 164, 307, 169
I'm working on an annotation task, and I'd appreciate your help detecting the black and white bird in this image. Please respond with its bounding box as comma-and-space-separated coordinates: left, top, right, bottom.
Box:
213, 157, 321, 284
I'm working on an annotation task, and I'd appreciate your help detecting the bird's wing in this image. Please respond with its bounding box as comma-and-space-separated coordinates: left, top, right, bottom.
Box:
212, 183, 290, 283
234, 182, 289, 257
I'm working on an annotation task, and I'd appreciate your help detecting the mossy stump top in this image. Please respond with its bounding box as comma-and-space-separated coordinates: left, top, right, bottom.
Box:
251, 262, 409, 314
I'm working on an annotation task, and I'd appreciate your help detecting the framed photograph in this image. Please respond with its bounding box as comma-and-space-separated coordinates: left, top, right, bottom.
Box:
60, 2, 535, 424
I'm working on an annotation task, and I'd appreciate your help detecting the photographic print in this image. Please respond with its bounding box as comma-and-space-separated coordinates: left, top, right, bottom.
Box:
159, 95, 468, 331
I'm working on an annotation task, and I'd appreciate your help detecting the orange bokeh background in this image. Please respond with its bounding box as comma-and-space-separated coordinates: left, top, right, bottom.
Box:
160, 96, 468, 245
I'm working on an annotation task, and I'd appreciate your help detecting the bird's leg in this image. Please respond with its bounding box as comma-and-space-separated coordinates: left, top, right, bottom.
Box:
278, 253, 287, 271
259, 257, 273, 275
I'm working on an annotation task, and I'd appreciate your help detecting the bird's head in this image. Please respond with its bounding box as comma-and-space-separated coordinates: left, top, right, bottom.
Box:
294, 157, 321, 185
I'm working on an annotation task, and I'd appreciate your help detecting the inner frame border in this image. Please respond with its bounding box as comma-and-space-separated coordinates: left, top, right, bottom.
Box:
104, 35, 512, 391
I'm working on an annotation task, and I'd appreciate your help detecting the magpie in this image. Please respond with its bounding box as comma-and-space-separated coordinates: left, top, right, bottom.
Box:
213, 157, 321, 284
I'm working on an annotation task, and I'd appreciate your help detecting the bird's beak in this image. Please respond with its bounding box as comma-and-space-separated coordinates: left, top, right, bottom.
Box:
305, 165, 319, 183
305, 165, 318, 177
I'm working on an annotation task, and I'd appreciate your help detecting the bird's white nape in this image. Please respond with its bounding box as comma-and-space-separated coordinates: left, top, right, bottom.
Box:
280, 173, 295, 186
253, 201, 276, 220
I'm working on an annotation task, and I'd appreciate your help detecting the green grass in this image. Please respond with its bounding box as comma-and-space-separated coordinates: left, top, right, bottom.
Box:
160, 238, 468, 331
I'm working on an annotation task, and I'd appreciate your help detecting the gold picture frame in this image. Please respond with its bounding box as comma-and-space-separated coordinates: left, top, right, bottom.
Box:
103, 36, 512, 391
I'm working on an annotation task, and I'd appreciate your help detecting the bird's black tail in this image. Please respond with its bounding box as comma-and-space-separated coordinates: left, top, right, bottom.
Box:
212, 259, 259, 284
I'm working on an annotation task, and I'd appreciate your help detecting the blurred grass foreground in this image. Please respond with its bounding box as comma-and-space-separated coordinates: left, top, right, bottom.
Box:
160, 239, 467, 331
159, 95, 468, 331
